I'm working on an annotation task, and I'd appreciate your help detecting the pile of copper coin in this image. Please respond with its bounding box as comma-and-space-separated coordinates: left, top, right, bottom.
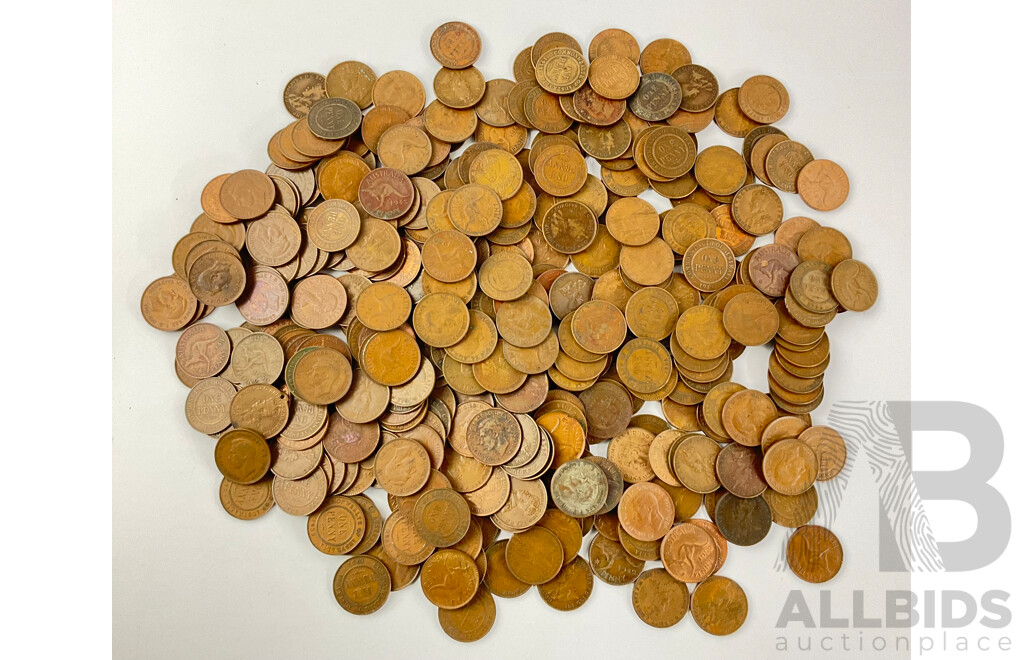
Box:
141, 22, 878, 641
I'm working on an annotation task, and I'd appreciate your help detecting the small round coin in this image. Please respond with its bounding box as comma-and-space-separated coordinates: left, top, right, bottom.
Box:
632, 568, 690, 627
690, 576, 748, 635
787, 524, 844, 583
333, 555, 391, 615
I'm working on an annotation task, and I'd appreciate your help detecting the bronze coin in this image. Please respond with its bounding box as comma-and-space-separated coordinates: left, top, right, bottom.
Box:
632, 568, 690, 628
690, 576, 748, 635
787, 524, 844, 583
714, 493, 771, 546
715, 443, 768, 498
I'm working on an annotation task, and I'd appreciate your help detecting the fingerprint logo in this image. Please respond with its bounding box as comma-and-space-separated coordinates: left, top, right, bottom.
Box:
773, 400, 945, 572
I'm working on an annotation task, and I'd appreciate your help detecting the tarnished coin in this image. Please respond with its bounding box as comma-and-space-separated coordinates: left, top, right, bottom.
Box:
790, 260, 839, 313
306, 199, 361, 251
466, 407, 522, 466
765, 140, 814, 193
430, 21, 482, 69
629, 72, 682, 121
176, 322, 231, 379
246, 211, 301, 266
694, 145, 747, 196
690, 576, 748, 635
505, 526, 563, 585
327, 60, 377, 108
723, 291, 779, 346
682, 238, 736, 293
447, 183, 503, 236
535, 47, 589, 95
362, 329, 421, 386
307, 495, 366, 555
374, 438, 431, 496
607, 427, 656, 483
283, 72, 327, 118
185, 377, 235, 434
355, 282, 411, 332
188, 251, 246, 307
214, 428, 271, 485
675, 305, 730, 360
731, 184, 783, 236
748, 244, 800, 297
615, 338, 674, 395
287, 346, 352, 405
589, 55, 640, 99
413, 293, 470, 348
542, 201, 598, 254
589, 533, 644, 585
537, 555, 593, 611
715, 442, 768, 498
491, 476, 547, 530
787, 524, 844, 583
571, 300, 627, 354
333, 555, 391, 615
738, 75, 790, 124
358, 168, 416, 220
422, 230, 477, 283
632, 568, 690, 627
671, 63, 719, 112
639, 38, 691, 74
437, 587, 496, 643
413, 488, 471, 548
273, 467, 329, 516
550, 459, 609, 518
798, 226, 853, 266
478, 252, 533, 301
141, 276, 198, 331
671, 433, 721, 494
219, 477, 275, 520
307, 97, 362, 140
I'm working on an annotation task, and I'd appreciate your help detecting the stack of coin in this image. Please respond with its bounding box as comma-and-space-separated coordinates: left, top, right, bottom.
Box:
142, 22, 878, 641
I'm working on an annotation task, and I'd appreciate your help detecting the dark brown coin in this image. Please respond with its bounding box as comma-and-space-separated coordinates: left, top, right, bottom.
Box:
358, 168, 415, 220
466, 407, 522, 466
715, 443, 768, 498
430, 21, 482, 69
628, 73, 682, 121
714, 492, 772, 546
307, 97, 362, 140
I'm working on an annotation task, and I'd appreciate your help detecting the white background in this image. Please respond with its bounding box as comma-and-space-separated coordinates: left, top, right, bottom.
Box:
109, 0, 911, 658
4, 0, 1018, 658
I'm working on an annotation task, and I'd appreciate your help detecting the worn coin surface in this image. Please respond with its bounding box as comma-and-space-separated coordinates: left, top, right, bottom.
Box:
787, 524, 844, 583
690, 576, 748, 635
550, 459, 609, 518
632, 568, 690, 627
333, 555, 391, 615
